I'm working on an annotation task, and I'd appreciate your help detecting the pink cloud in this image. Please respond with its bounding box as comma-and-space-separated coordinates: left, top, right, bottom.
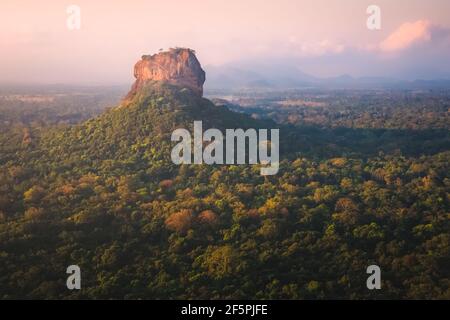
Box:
380, 20, 432, 52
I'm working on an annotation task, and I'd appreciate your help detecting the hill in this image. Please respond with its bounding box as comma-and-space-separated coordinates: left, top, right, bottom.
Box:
0, 49, 448, 299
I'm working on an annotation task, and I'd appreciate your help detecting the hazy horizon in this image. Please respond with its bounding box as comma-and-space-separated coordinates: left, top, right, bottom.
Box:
1, 0, 450, 85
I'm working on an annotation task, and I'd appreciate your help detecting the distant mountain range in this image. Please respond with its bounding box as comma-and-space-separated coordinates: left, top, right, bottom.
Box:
204, 64, 450, 91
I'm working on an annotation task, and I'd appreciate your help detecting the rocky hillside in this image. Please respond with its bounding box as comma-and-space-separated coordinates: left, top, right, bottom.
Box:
126, 48, 206, 100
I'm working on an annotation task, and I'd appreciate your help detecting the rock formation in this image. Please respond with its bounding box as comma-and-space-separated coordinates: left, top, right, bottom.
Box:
126, 48, 206, 99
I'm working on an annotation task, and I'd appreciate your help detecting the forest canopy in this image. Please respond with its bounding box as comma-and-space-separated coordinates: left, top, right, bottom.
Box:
0, 84, 448, 299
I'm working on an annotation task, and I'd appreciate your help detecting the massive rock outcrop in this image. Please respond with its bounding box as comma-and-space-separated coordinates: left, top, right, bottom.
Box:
126, 48, 206, 100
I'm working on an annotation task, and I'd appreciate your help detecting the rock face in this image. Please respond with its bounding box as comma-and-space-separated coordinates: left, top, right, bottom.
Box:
126, 48, 206, 99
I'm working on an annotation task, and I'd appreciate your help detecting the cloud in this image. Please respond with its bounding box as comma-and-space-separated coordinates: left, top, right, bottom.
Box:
380, 20, 432, 52
287, 37, 346, 57
299, 40, 345, 56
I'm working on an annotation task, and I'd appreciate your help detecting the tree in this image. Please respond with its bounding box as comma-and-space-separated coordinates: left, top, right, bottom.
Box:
199, 245, 239, 279
24, 186, 45, 203
165, 209, 194, 233
198, 210, 218, 225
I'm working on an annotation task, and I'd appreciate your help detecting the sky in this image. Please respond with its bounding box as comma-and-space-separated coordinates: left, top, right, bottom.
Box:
1, 0, 450, 84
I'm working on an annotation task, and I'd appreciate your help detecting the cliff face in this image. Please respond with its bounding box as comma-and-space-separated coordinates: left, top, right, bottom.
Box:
126, 48, 206, 99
